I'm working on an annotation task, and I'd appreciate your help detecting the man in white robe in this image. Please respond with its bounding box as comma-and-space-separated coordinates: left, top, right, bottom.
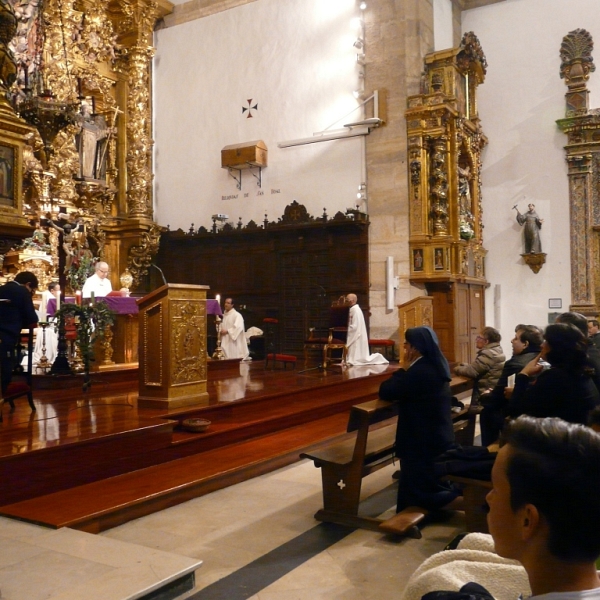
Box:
82, 261, 113, 298
220, 297, 250, 360
345, 293, 389, 366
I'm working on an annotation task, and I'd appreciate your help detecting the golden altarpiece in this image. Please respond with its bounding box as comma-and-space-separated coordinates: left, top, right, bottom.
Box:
556, 29, 600, 317
405, 33, 488, 363
0, 0, 172, 291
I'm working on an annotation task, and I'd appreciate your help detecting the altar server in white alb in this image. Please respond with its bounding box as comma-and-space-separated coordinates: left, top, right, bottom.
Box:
345, 293, 389, 366
220, 297, 250, 360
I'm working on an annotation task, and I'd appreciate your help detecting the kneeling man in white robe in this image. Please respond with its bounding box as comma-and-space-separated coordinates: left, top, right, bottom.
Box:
220, 297, 250, 360
345, 293, 389, 366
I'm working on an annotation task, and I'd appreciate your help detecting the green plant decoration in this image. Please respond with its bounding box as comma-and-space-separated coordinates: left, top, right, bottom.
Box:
55, 301, 115, 390
67, 254, 96, 293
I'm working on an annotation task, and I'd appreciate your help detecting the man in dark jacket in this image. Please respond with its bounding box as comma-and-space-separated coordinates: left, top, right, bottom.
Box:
588, 319, 600, 349
0, 272, 39, 393
479, 325, 542, 446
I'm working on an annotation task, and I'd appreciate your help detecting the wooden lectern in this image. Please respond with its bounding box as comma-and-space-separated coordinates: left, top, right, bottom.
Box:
137, 284, 210, 409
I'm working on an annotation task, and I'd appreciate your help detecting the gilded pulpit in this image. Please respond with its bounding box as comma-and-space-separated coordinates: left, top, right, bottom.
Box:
405, 32, 488, 363
138, 284, 209, 409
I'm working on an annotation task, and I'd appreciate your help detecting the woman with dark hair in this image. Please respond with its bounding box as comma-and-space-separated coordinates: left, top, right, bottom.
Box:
379, 326, 460, 512
507, 323, 600, 424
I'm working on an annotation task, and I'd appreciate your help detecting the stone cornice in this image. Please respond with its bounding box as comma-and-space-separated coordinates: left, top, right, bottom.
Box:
451, 0, 506, 10
162, 0, 257, 28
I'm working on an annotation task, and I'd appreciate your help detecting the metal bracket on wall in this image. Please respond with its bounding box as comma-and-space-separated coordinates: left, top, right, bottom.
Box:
227, 167, 242, 190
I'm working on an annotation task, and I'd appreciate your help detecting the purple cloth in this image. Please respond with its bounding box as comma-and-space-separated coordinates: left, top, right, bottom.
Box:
47, 296, 139, 316
207, 299, 223, 316
47, 297, 75, 316
49, 296, 222, 316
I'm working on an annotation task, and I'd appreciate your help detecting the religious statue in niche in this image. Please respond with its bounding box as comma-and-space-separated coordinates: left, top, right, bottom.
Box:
514, 203, 543, 253
75, 98, 115, 182
458, 164, 475, 240
513, 203, 546, 273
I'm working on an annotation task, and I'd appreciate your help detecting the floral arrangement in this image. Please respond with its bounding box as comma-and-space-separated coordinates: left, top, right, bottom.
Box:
55, 301, 115, 387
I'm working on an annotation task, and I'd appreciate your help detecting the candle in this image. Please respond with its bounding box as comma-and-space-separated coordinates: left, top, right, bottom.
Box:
216, 294, 220, 304
56, 291, 60, 311
90, 291, 95, 305
76, 291, 82, 306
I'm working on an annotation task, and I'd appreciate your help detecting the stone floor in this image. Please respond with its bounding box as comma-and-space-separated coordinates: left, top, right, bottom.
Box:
0, 393, 479, 599
0, 517, 200, 600
102, 460, 466, 600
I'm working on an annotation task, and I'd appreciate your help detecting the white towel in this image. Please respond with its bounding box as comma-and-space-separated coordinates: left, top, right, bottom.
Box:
400, 533, 530, 600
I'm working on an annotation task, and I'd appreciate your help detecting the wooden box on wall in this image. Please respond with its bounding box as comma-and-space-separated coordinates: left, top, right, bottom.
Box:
221, 140, 268, 169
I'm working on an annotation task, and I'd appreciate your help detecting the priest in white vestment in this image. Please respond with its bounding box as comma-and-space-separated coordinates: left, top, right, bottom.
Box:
220, 297, 250, 360
345, 293, 389, 366
82, 261, 113, 298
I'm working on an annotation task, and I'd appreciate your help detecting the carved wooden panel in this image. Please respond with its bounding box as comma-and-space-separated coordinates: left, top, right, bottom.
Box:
156, 206, 369, 354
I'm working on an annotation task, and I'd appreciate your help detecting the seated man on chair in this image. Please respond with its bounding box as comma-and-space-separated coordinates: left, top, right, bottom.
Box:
220, 297, 250, 360
0, 272, 39, 394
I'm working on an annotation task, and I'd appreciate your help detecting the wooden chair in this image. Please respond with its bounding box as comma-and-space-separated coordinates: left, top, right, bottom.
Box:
0, 327, 36, 422
304, 305, 350, 368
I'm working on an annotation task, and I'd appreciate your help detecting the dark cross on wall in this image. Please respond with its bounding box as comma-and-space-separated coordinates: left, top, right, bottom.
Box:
242, 99, 258, 118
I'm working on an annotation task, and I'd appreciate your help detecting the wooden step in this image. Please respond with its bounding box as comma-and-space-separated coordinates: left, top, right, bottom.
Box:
0, 412, 351, 533
0, 418, 175, 505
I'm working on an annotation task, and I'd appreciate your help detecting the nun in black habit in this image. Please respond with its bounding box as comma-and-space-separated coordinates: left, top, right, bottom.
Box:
379, 326, 460, 512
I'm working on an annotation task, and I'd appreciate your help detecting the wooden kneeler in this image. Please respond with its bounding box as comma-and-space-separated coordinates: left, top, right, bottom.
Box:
303, 399, 431, 538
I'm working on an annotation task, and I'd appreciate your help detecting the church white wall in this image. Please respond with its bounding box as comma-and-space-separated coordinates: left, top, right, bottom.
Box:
433, 0, 453, 51
463, 0, 600, 352
153, 0, 365, 232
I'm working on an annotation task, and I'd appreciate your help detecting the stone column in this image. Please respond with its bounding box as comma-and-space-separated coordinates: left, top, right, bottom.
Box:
557, 29, 600, 315
363, 0, 435, 339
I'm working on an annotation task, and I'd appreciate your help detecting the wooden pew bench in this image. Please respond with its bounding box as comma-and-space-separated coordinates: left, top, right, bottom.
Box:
301, 392, 477, 539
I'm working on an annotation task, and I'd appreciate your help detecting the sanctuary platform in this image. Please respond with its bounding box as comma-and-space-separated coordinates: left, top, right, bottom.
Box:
0, 360, 418, 533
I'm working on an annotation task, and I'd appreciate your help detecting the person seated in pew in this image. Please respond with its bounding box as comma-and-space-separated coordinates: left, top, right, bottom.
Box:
401, 416, 600, 600
507, 323, 600, 425
555, 311, 600, 394
379, 326, 461, 513
479, 325, 543, 446
454, 326, 505, 407
589, 319, 600, 350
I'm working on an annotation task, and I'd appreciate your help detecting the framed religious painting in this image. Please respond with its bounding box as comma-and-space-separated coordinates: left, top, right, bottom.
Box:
434, 247, 444, 270
0, 143, 15, 208
413, 248, 424, 272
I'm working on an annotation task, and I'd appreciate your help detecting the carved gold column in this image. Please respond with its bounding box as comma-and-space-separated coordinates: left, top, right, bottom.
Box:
557, 29, 600, 315
115, 0, 158, 220
125, 44, 155, 219
405, 32, 488, 363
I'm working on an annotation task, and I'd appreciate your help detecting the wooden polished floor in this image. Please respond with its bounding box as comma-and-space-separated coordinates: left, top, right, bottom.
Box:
0, 360, 396, 459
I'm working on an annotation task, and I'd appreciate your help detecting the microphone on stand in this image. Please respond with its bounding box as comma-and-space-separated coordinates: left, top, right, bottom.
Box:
151, 264, 167, 286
